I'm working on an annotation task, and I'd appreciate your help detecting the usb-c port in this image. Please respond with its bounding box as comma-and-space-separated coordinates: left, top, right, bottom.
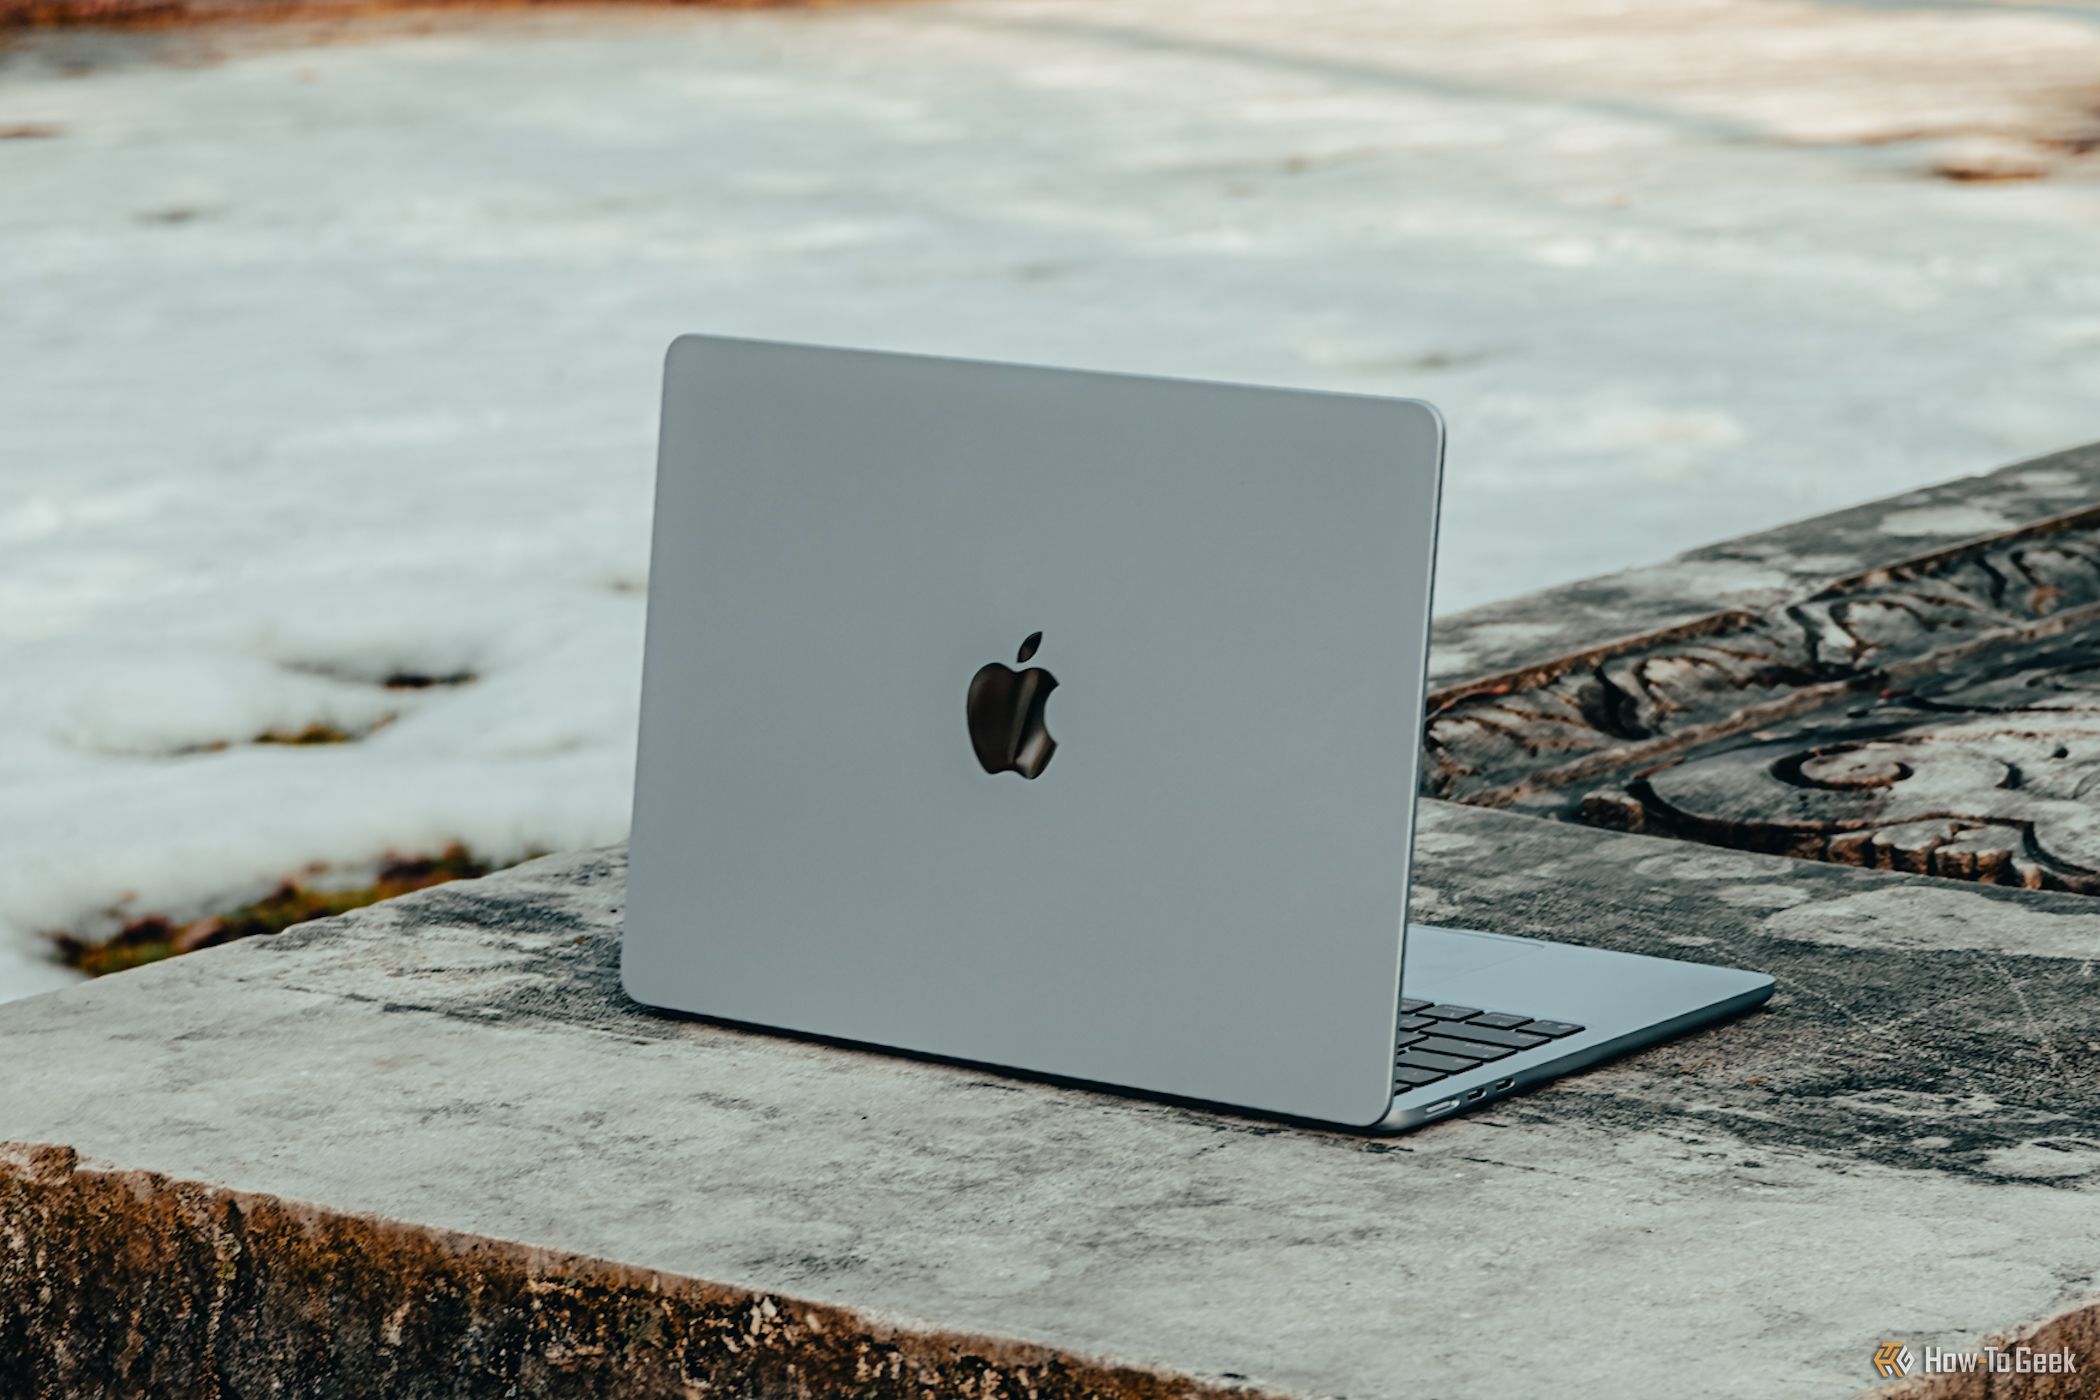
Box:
1493, 1077, 1514, 1091
1465, 1088, 1486, 1101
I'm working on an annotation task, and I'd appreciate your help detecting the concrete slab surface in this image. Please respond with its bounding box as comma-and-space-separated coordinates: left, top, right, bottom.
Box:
5, 802, 2098, 1397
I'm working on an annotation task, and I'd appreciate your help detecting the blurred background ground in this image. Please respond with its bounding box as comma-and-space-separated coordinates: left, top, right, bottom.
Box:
4, 0, 2100, 998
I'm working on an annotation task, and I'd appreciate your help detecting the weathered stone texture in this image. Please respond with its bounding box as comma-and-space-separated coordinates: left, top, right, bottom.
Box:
0, 1142, 1248, 1400
1427, 443, 2100, 691
5, 828, 2100, 1399
1428, 444, 2100, 902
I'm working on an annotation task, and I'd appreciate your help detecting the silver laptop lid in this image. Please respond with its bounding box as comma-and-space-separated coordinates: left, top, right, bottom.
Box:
624, 336, 1445, 1127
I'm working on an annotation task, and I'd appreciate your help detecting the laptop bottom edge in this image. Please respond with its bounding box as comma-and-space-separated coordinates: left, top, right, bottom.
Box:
1368, 924, 1776, 1134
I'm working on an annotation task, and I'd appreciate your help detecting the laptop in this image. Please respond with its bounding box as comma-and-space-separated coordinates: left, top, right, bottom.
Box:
622, 335, 1775, 1132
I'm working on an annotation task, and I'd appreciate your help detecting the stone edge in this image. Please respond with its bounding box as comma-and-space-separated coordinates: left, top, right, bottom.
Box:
0, 1140, 1281, 1400
1430, 440, 2100, 687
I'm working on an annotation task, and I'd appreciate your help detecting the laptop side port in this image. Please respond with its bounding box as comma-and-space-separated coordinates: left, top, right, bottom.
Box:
1465, 1088, 1486, 1101
1493, 1077, 1514, 1090
1425, 1098, 1458, 1115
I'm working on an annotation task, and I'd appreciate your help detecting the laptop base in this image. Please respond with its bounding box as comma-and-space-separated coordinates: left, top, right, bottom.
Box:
1372, 925, 1774, 1133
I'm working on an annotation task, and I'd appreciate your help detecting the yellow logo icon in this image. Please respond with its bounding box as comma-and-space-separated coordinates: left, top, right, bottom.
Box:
1873, 1341, 1914, 1379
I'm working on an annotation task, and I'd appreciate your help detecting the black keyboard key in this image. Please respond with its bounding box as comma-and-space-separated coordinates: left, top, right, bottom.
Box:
1414, 1035, 1513, 1061
1399, 998, 1431, 1014
1394, 1033, 1427, 1052
1469, 1012, 1532, 1030
1398, 1015, 1434, 1031
1396, 1049, 1478, 1075
1393, 1064, 1448, 1087
1520, 1019, 1584, 1038
1436, 1023, 1547, 1051
1418, 1005, 1481, 1021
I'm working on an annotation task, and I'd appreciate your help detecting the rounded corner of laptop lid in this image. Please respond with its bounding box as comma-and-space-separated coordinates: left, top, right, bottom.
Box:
626, 339, 1442, 1127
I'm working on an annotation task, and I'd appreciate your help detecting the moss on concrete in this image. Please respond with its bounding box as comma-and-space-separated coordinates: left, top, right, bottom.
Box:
54, 844, 497, 977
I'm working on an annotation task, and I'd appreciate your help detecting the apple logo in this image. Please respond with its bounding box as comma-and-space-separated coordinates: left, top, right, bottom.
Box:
967, 631, 1058, 779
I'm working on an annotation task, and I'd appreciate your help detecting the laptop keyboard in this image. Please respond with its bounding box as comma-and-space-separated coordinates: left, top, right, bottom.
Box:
1394, 998, 1584, 1088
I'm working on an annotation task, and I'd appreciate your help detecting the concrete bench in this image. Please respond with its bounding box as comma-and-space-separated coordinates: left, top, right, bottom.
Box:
7, 446, 2100, 1399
